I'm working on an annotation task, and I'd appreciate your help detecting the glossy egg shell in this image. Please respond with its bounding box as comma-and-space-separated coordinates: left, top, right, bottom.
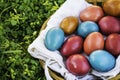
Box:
84, 32, 104, 55
77, 21, 99, 38
98, 16, 120, 35
60, 16, 79, 35
60, 35, 83, 57
66, 54, 90, 76
103, 0, 120, 17
80, 5, 104, 22
105, 33, 120, 56
89, 50, 116, 72
45, 27, 64, 51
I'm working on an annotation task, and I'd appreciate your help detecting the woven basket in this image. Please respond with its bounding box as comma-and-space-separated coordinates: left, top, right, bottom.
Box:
39, 0, 120, 80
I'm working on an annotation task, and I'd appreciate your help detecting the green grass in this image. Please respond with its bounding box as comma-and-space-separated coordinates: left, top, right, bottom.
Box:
0, 0, 65, 80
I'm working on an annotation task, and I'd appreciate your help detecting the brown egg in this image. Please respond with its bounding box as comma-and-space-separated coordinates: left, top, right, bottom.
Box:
103, 0, 120, 17
84, 32, 104, 55
80, 5, 104, 22
60, 16, 79, 35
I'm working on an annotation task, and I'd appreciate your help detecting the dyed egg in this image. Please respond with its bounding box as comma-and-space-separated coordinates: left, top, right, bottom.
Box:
80, 5, 104, 22
89, 50, 116, 72
98, 16, 120, 35
60, 16, 79, 35
103, 0, 120, 17
66, 54, 90, 76
105, 33, 120, 56
84, 32, 104, 55
45, 27, 64, 51
77, 21, 99, 38
60, 35, 83, 57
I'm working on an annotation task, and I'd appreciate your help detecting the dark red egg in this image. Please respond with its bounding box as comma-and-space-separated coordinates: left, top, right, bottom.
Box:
105, 33, 120, 56
99, 16, 120, 35
66, 54, 90, 76
60, 35, 83, 57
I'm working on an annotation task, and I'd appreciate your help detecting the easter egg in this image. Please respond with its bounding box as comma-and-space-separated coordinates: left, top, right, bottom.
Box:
66, 54, 90, 76
103, 0, 120, 17
98, 16, 120, 35
89, 50, 116, 72
77, 21, 99, 38
105, 33, 120, 56
80, 5, 104, 22
60, 16, 79, 35
84, 32, 104, 55
45, 27, 64, 51
60, 35, 83, 57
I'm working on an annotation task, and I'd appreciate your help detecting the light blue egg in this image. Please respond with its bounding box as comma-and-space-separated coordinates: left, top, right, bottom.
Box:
45, 27, 64, 51
77, 21, 99, 38
89, 50, 115, 72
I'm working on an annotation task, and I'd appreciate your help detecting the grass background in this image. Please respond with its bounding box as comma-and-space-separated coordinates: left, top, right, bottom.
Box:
0, 0, 65, 80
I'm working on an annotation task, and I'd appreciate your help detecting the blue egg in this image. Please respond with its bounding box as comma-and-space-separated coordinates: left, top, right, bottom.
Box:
45, 27, 64, 51
89, 50, 116, 72
77, 21, 99, 38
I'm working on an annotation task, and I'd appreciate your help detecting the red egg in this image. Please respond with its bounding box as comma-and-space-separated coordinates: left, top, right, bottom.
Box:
60, 35, 83, 57
80, 5, 104, 22
105, 33, 120, 56
66, 54, 90, 76
99, 16, 120, 35
84, 32, 104, 55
